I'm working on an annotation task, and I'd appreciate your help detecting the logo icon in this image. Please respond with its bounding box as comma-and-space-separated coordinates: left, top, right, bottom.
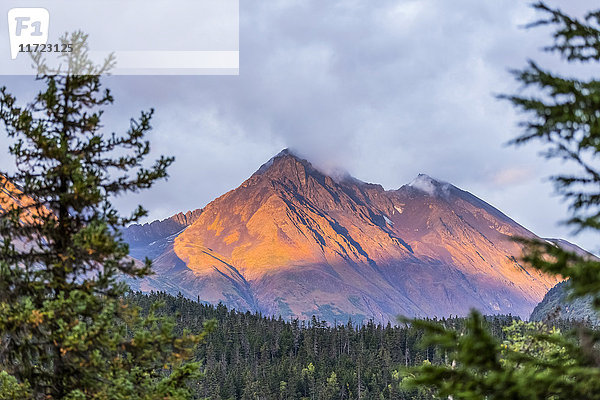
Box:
7, 8, 49, 60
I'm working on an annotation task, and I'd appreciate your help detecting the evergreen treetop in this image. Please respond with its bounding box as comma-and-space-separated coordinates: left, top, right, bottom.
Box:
0, 32, 208, 399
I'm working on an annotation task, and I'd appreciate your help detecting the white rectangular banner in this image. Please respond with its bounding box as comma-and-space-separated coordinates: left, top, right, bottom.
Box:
1, 0, 239, 75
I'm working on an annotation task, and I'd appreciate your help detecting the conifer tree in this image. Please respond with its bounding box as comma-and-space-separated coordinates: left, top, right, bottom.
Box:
403, 2, 600, 399
0, 32, 208, 399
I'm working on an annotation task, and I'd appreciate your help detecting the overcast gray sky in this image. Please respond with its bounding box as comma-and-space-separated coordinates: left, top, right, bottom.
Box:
2, 0, 598, 253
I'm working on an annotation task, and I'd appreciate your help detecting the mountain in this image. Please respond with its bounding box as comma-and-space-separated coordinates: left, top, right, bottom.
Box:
530, 281, 599, 324
124, 149, 564, 323
0, 176, 47, 223
529, 243, 598, 324
123, 209, 203, 260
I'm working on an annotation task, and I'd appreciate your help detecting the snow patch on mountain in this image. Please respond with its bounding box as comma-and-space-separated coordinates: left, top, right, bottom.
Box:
408, 174, 438, 195
408, 174, 454, 198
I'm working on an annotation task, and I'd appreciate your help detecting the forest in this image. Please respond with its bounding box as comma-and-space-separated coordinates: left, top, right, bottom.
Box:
126, 291, 586, 400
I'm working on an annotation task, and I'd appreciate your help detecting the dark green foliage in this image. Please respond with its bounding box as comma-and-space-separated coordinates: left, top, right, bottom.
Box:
0, 32, 207, 399
498, 1, 600, 306
126, 291, 569, 400
402, 312, 600, 399
404, 3, 600, 399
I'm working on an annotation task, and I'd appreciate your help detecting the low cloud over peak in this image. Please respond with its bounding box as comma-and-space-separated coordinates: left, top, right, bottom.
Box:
8, 0, 590, 252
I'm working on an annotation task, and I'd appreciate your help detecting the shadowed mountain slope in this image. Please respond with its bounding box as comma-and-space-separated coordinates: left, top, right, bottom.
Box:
125, 150, 564, 323
123, 209, 203, 260
530, 280, 599, 325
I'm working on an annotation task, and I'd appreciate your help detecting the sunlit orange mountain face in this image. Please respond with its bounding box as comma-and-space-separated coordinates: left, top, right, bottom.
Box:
123, 149, 565, 323
0, 176, 47, 224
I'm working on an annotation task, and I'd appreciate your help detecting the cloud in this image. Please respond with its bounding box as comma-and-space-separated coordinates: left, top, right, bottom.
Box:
492, 167, 535, 187
0, 0, 597, 252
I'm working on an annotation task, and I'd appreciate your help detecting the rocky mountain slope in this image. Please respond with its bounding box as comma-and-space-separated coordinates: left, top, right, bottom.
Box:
124, 149, 565, 323
123, 209, 202, 260
0, 176, 48, 223
530, 281, 599, 324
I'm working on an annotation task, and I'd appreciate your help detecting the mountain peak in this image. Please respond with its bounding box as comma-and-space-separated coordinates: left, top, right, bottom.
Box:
273, 147, 305, 161
254, 148, 306, 175
125, 152, 565, 322
276, 148, 295, 157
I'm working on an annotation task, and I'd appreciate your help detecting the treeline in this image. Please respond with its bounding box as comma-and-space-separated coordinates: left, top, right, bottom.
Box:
125, 291, 585, 399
